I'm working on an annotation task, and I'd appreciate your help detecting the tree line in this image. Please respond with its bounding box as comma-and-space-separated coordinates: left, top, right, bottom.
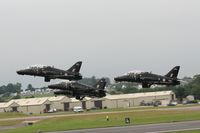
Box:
0, 75, 200, 101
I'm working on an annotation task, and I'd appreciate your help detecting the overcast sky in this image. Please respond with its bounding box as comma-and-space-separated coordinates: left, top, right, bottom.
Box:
0, 0, 199, 89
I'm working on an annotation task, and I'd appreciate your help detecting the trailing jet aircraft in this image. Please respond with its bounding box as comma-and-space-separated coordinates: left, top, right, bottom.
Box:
114, 66, 180, 88
48, 78, 107, 100
17, 61, 82, 82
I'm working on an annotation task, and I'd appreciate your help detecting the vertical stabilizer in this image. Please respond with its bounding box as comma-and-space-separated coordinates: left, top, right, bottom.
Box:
93, 78, 107, 90
165, 66, 180, 78
67, 61, 82, 73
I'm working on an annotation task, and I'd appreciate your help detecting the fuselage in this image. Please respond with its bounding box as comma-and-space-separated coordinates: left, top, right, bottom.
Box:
17, 65, 82, 82
115, 71, 180, 87
48, 81, 106, 100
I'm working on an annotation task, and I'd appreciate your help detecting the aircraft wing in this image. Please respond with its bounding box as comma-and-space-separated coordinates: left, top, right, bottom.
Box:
140, 77, 159, 81
69, 82, 94, 91
53, 75, 75, 79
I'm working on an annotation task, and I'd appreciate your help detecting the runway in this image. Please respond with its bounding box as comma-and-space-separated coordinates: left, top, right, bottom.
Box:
47, 120, 200, 133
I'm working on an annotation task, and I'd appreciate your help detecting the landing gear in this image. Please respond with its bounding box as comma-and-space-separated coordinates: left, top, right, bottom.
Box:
75, 95, 80, 100
44, 77, 50, 82
142, 83, 151, 88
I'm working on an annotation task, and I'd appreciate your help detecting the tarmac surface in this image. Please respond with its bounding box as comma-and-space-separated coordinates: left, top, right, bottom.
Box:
47, 120, 200, 133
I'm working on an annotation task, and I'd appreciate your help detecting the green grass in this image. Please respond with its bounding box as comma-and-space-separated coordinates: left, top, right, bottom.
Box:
0, 112, 28, 119
2, 109, 200, 133
0, 113, 27, 126
0, 120, 23, 126
89, 104, 200, 112
0, 104, 199, 119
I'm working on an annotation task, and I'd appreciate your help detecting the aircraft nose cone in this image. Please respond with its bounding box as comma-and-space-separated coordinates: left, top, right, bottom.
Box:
114, 76, 124, 82
48, 84, 58, 89
16, 70, 24, 75
48, 83, 67, 90
114, 75, 130, 82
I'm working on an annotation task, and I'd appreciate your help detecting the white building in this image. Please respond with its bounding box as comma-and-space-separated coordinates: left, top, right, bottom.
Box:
0, 91, 175, 114
102, 91, 175, 108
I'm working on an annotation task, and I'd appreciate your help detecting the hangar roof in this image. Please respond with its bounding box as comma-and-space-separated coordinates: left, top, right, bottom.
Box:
70, 97, 92, 102
0, 96, 71, 108
9, 97, 49, 106
70, 98, 80, 103
0, 101, 20, 108
0, 102, 8, 108
105, 91, 174, 100
48, 96, 67, 102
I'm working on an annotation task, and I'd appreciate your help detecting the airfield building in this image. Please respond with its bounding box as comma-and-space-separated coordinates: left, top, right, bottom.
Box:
102, 91, 175, 108
0, 91, 175, 114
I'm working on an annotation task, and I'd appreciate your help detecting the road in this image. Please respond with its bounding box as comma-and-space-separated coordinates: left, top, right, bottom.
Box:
47, 120, 200, 133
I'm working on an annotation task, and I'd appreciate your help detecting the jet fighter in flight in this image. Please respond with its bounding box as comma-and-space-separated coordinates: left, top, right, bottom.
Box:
114, 66, 180, 88
17, 61, 82, 82
48, 78, 107, 100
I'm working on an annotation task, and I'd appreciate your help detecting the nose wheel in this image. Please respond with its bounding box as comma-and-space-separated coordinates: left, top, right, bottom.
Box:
142, 83, 151, 88
44, 77, 50, 82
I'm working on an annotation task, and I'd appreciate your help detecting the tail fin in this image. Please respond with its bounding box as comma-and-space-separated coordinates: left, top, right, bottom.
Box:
165, 66, 180, 79
67, 61, 82, 73
93, 78, 107, 90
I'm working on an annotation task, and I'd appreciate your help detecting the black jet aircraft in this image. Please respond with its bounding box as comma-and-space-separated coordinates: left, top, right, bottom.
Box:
17, 61, 82, 82
114, 66, 180, 88
48, 78, 107, 100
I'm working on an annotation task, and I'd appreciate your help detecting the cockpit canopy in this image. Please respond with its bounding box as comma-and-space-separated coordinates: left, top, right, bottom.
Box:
124, 70, 146, 75
26, 64, 53, 69
56, 80, 76, 84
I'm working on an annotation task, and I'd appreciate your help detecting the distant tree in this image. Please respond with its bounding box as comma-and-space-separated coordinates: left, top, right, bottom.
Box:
121, 87, 138, 94
0, 85, 6, 94
79, 76, 111, 86
41, 87, 48, 92
188, 75, 200, 99
15, 83, 22, 94
104, 78, 111, 85
0, 97, 5, 102
172, 86, 187, 101
7, 83, 15, 93
26, 84, 35, 92
12, 95, 21, 99
91, 76, 96, 85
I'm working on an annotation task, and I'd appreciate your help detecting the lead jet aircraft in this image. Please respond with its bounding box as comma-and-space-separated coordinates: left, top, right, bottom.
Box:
48, 78, 107, 100
17, 61, 82, 82
114, 66, 180, 88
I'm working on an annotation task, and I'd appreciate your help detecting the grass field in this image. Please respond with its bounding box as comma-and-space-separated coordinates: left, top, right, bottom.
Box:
0, 120, 24, 126
2, 108, 200, 133
0, 113, 27, 126
0, 112, 28, 119
0, 104, 199, 118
